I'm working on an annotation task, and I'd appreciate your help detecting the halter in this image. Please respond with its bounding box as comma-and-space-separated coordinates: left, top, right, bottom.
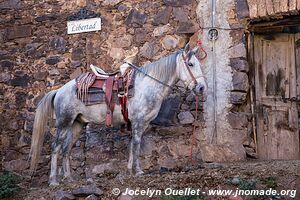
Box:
181, 51, 207, 91
182, 53, 198, 85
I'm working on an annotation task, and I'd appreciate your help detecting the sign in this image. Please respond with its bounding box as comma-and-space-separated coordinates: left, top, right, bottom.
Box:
67, 18, 101, 34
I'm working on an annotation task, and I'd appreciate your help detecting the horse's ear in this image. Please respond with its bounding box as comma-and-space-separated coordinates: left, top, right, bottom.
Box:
184, 43, 190, 54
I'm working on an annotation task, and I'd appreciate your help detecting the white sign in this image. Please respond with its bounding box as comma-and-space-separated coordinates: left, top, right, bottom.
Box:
67, 18, 101, 34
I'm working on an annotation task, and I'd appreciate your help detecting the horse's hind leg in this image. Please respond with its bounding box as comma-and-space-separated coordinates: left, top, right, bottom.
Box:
128, 121, 147, 176
49, 127, 68, 186
62, 121, 83, 181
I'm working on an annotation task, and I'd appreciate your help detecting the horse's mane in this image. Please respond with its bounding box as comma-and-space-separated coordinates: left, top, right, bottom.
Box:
138, 51, 181, 83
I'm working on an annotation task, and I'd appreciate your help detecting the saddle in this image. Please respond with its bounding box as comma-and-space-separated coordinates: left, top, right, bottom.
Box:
75, 68, 135, 128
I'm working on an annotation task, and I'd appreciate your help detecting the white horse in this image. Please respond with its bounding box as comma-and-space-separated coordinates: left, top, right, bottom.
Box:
29, 44, 207, 186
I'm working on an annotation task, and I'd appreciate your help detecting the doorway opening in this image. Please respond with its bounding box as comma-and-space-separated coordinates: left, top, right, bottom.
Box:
248, 15, 300, 160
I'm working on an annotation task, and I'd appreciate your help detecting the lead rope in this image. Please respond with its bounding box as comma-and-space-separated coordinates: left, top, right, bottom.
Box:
190, 95, 199, 165
189, 29, 207, 165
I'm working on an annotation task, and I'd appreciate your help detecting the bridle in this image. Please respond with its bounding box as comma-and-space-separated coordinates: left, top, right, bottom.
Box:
182, 53, 198, 86
181, 51, 207, 91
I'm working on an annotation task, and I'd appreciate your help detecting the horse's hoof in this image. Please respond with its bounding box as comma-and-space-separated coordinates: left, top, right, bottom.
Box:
135, 170, 144, 176
49, 181, 59, 187
63, 175, 74, 183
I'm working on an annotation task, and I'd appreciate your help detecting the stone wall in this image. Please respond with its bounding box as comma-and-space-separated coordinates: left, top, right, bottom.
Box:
0, 0, 258, 183
0, 0, 206, 182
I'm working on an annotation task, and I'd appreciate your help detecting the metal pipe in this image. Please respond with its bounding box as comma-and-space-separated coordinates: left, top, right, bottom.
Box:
211, 0, 218, 144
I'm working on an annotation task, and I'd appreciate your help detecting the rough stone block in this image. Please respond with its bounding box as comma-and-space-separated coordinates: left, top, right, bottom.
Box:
227, 112, 249, 129
135, 28, 147, 43
178, 111, 194, 124
163, 0, 192, 7
85, 194, 98, 200
70, 68, 82, 80
109, 47, 124, 60
35, 14, 58, 22
0, 0, 22, 9
71, 48, 84, 61
3, 159, 29, 172
153, 6, 172, 25
34, 71, 48, 81
230, 91, 247, 104
232, 71, 249, 92
230, 30, 244, 46
10, 74, 30, 87
140, 42, 158, 59
49, 36, 66, 52
0, 72, 11, 83
53, 190, 75, 200
102, 0, 123, 6
46, 56, 61, 65
173, 7, 189, 22
0, 60, 14, 71
176, 21, 198, 34
151, 95, 180, 126
153, 25, 172, 37
125, 9, 147, 26
6, 25, 32, 40
230, 57, 249, 72
161, 35, 179, 50
200, 144, 246, 162
72, 186, 103, 197
235, 0, 249, 19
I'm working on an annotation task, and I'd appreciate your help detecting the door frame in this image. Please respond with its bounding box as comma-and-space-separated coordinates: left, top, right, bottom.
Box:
248, 26, 300, 160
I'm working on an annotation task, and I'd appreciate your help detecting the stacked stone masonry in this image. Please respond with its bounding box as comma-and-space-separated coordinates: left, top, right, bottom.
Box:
3, 0, 289, 182
0, 0, 205, 182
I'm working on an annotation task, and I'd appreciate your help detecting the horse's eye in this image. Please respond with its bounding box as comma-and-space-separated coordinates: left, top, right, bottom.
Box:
188, 62, 193, 67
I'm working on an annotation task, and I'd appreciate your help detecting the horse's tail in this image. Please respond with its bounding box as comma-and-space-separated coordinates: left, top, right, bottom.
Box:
29, 90, 57, 174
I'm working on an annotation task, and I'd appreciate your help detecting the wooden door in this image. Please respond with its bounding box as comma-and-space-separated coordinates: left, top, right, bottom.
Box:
254, 34, 299, 160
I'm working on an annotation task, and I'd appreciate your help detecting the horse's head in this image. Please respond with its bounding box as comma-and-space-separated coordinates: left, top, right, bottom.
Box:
178, 44, 207, 94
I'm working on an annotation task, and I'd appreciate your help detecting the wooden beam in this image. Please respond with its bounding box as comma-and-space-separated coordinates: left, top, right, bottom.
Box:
297, 0, 300, 10
280, 0, 289, 12
273, 0, 281, 13
266, 0, 275, 15
247, 0, 258, 18
258, 0, 267, 17
289, 0, 297, 11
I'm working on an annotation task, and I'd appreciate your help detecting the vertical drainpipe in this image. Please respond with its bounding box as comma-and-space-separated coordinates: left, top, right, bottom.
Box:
210, 0, 218, 144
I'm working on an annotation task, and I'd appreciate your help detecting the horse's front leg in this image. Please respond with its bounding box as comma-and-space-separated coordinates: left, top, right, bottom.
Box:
128, 122, 147, 176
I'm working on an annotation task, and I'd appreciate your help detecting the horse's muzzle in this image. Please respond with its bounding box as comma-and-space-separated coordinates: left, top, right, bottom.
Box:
193, 83, 205, 95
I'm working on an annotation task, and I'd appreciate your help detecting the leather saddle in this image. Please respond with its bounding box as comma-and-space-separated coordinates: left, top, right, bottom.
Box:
75, 68, 135, 128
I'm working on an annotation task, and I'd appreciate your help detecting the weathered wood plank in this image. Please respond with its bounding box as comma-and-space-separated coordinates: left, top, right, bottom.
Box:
296, 33, 300, 103
247, 0, 258, 18
273, 0, 281, 13
297, 0, 300, 10
265, 0, 274, 15
289, 0, 297, 11
280, 0, 289, 12
254, 34, 299, 160
257, 0, 267, 17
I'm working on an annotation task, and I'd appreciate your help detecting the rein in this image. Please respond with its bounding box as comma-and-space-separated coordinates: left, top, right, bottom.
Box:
182, 53, 200, 165
126, 62, 186, 92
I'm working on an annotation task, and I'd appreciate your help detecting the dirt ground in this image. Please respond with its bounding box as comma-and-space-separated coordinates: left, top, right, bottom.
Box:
8, 160, 300, 200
